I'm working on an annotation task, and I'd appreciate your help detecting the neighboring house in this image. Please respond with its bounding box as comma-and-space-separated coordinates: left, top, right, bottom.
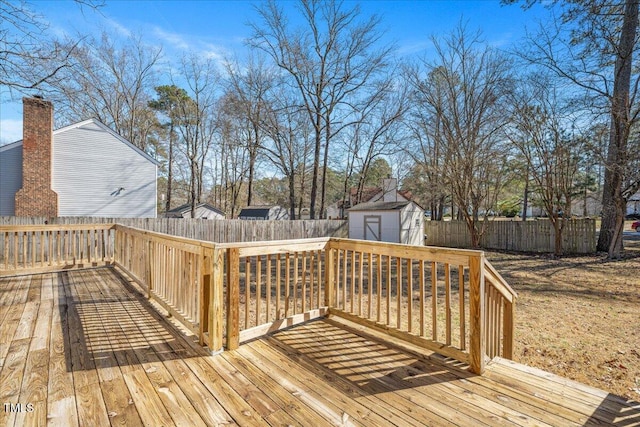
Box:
165, 203, 225, 220
628, 191, 640, 217
238, 205, 289, 220
0, 97, 158, 218
326, 178, 414, 219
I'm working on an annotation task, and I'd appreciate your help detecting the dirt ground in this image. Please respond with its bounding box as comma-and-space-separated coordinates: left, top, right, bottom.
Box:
485, 223, 640, 401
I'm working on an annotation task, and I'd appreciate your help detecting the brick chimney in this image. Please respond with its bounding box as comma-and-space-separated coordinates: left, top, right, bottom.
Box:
14, 97, 58, 216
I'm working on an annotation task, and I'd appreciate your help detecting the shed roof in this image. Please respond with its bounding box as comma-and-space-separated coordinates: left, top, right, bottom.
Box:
348, 201, 411, 211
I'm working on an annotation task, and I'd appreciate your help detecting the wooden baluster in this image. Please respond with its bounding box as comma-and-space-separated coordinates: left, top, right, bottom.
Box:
276, 254, 282, 319
350, 250, 356, 314
432, 262, 438, 341
245, 257, 251, 329
376, 254, 382, 323
342, 250, 348, 311
407, 259, 413, 334
420, 260, 425, 337
459, 265, 466, 350
309, 251, 314, 310
301, 251, 307, 313
285, 253, 290, 317
293, 252, 299, 315
368, 253, 373, 319
256, 255, 262, 326
358, 251, 363, 316
266, 254, 271, 323
397, 257, 402, 330
445, 263, 451, 346
386, 255, 391, 326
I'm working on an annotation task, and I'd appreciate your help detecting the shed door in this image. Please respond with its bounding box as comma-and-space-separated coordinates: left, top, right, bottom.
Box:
364, 215, 382, 241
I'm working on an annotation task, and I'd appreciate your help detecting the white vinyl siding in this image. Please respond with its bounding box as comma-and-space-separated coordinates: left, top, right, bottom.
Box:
349, 211, 400, 242
349, 202, 424, 245
52, 121, 157, 218
400, 205, 425, 246
0, 143, 23, 216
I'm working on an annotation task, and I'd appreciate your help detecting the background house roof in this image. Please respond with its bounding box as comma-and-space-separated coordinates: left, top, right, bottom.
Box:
348, 201, 411, 211
0, 118, 159, 166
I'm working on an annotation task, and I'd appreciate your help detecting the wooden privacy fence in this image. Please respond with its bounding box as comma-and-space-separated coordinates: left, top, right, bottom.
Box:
0, 223, 517, 375
0, 216, 348, 242
425, 219, 597, 254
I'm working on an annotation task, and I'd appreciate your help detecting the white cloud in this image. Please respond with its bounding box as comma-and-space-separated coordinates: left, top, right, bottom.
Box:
0, 119, 23, 145
152, 26, 191, 51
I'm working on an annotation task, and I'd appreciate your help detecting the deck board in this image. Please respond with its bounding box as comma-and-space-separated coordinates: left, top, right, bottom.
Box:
0, 268, 638, 427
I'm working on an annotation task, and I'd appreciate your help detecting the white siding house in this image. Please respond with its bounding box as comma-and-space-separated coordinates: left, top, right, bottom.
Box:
0, 142, 22, 216
0, 98, 158, 218
53, 120, 157, 217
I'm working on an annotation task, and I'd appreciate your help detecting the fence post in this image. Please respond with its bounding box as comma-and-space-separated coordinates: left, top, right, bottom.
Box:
469, 252, 485, 374
324, 240, 335, 308
226, 247, 240, 350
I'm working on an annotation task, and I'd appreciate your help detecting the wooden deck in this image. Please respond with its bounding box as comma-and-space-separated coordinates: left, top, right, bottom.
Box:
1, 268, 638, 427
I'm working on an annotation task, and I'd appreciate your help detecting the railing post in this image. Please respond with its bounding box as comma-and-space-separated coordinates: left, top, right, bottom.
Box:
226, 247, 240, 350
199, 245, 215, 348
324, 241, 335, 308
469, 252, 485, 375
502, 299, 515, 359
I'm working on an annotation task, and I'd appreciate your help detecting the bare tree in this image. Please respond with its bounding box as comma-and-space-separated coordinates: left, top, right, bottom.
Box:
340, 74, 409, 206
172, 55, 219, 218
224, 54, 277, 206
507, 73, 586, 255
46, 32, 162, 151
0, 0, 102, 94
260, 90, 314, 219
507, 0, 640, 257
409, 24, 514, 247
248, 0, 391, 218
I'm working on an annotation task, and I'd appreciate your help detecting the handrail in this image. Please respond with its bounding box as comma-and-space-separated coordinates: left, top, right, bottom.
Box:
484, 259, 517, 302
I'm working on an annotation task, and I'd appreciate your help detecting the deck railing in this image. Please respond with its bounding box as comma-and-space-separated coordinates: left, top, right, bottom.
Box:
0, 224, 516, 374
0, 224, 115, 276
112, 225, 221, 351
216, 238, 331, 350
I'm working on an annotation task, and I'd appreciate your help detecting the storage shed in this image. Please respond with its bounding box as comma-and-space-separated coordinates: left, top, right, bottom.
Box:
348, 200, 424, 246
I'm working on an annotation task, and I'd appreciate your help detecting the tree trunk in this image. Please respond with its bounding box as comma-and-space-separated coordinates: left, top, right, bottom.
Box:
165, 125, 174, 214
597, 0, 638, 257
309, 112, 322, 219
522, 167, 529, 221
288, 174, 296, 220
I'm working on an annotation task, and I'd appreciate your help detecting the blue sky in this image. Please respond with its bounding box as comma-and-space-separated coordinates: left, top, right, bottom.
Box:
0, 0, 554, 144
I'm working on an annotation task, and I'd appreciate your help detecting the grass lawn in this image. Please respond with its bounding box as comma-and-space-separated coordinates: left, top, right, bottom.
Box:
485, 224, 640, 400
